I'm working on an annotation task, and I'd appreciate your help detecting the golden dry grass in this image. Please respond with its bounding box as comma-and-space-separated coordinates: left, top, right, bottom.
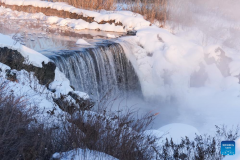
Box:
48, 0, 116, 10
46, 0, 168, 26
122, 0, 167, 26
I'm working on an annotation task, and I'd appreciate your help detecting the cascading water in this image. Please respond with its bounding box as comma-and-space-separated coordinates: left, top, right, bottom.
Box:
48, 42, 142, 100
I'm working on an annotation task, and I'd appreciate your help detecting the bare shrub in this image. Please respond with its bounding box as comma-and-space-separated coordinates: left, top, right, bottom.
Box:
120, 0, 168, 26
0, 79, 61, 160
0, 82, 37, 159
66, 108, 158, 160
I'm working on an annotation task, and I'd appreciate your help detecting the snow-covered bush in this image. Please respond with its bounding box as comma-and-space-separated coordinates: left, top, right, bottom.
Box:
155, 125, 239, 160
54, 107, 159, 160
0, 81, 48, 160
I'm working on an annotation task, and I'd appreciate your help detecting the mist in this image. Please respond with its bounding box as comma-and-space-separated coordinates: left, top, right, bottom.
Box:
168, 0, 240, 52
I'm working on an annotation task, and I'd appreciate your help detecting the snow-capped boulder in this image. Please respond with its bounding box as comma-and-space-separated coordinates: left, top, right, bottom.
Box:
0, 47, 56, 86
76, 39, 91, 45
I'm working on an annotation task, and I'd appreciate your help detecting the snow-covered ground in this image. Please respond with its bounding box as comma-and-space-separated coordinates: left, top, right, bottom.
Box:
144, 123, 200, 144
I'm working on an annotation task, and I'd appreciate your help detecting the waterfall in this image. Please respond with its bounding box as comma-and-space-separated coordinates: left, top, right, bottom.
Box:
48, 42, 141, 100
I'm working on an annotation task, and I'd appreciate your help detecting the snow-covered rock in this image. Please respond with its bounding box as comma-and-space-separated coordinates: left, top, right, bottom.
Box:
76, 39, 91, 45
52, 148, 118, 160
0, 33, 50, 68
107, 34, 117, 38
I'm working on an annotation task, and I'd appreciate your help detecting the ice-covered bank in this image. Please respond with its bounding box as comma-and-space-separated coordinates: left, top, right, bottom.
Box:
0, 0, 150, 32
118, 25, 240, 134
0, 33, 92, 126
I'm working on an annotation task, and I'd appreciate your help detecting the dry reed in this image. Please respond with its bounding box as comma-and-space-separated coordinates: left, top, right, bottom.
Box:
46, 0, 168, 26
118, 0, 167, 26
47, 0, 116, 10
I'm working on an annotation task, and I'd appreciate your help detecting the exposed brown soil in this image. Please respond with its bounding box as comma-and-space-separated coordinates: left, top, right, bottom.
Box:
0, 2, 123, 26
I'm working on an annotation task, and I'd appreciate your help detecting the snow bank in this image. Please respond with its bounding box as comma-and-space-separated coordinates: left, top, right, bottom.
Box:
52, 148, 118, 160
120, 26, 203, 100
157, 123, 199, 142
145, 123, 200, 144
0, 6, 125, 32
107, 34, 117, 38
0, 33, 49, 68
76, 39, 91, 45
0, 0, 150, 32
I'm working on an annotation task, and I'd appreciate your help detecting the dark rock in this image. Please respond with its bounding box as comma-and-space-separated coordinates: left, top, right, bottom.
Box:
127, 30, 137, 36
53, 95, 76, 114
68, 91, 94, 111
53, 92, 94, 114
70, 85, 75, 91
0, 47, 56, 86
48, 88, 56, 93
5, 69, 17, 82
35, 61, 56, 85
